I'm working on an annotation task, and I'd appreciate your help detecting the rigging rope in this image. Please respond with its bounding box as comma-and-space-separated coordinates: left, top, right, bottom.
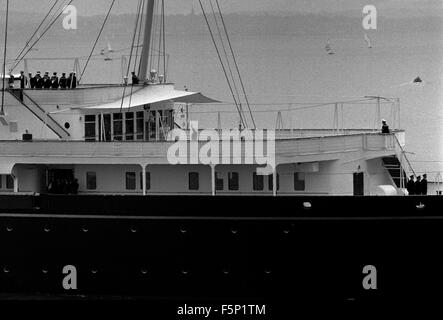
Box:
162, 0, 166, 81
120, 0, 144, 112
134, 0, 146, 76
208, 0, 245, 127
79, 0, 116, 84
215, 0, 256, 129
10, 0, 59, 72
10, 0, 76, 72
198, 0, 246, 129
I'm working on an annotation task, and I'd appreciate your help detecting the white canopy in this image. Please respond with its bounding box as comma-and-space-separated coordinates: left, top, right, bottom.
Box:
79, 84, 218, 110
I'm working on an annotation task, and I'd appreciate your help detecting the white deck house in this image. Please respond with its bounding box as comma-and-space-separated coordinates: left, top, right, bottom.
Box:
0, 83, 409, 196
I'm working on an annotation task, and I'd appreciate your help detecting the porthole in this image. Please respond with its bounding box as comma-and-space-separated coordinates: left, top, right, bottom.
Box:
64, 122, 70, 129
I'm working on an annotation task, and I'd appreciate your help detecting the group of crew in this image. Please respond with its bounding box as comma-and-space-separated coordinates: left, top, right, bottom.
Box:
10, 71, 78, 89
48, 177, 79, 195
406, 174, 428, 195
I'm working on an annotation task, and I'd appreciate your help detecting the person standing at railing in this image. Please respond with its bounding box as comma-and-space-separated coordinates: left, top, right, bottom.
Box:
51, 72, 59, 89
8, 72, 14, 88
407, 175, 415, 195
35, 71, 43, 89
381, 119, 390, 134
59, 73, 67, 89
19, 71, 27, 89
29, 73, 36, 89
415, 175, 422, 195
421, 174, 428, 195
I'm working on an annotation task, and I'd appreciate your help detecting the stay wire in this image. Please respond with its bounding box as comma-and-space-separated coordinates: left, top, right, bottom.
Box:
215, 0, 256, 129
198, 0, 246, 129
10, 0, 59, 72
79, 0, 116, 83
120, 0, 143, 113
209, 0, 245, 127
11, 0, 75, 72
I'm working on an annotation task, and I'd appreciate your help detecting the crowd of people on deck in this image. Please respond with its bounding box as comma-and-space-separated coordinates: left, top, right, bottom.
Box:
48, 178, 79, 195
9, 71, 78, 89
406, 174, 428, 195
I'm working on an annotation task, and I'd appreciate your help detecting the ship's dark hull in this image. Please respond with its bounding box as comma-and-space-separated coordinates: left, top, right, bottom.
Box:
1, 194, 443, 304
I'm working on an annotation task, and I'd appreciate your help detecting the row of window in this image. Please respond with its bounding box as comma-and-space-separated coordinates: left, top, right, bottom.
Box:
85, 172, 151, 191
85, 110, 173, 142
85, 171, 305, 192
0, 175, 14, 190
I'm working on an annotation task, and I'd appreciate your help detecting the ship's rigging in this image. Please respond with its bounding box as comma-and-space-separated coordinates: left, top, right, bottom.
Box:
198, 0, 256, 130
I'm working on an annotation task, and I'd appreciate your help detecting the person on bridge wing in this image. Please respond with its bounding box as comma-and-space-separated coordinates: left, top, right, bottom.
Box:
71, 72, 77, 89
421, 174, 428, 195
59, 72, 67, 89
51, 72, 59, 89
406, 175, 415, 195
381, 119, 390, 134
29, 73, 36, 89
8, 72, 14, 88
131, 71, 139, 85
35, 71, 43, 89
415, 175, 422, 195
19, 71, 27, 89
43, 72, 51, 89
67, 73, 72, 89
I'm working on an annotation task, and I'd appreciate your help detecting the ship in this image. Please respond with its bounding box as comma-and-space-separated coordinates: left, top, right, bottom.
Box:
1, 0, 442, 304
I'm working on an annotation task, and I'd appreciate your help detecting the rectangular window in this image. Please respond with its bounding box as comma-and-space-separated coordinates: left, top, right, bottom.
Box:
136, 111, 144, 140
84, 114, 96, 142
126, 172, 136, 190
294, 172, 306, 191
125, 112, 134, 141
268, 174, 280, 191
113, 113, 123, 141
189, 172, 199, 191
215, 172, 223, 191
86, 172, 97, 190
6, 175, 14, 190
228, 172, 239, 191
139, 171, 151, 190
253, 172, 264, 191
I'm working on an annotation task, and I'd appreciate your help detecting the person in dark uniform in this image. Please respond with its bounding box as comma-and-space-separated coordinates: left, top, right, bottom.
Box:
67, 73, 72, 89
43, 72, 51, 89
35, 71, 43, 89
19, 71, 27, 89
51, 72, 59, 89
71, 72, 77, 89
421, 174, 428, 195
29, 73, 36, 89
406, 175, 415, 195
59, 72, 67, 89
131, 71, 139, 85
72, 179, 79, 195
8, 72, 14, 88
381, 119, 390, 134
415, 175, 422, 195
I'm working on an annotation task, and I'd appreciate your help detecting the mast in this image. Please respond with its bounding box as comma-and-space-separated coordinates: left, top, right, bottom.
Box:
139, 0, 155, 83
1, 0, 10, 116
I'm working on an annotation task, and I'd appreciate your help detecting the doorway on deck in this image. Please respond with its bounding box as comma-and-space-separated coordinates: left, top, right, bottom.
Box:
47, 169, 74, 194
353, 172, 364, 196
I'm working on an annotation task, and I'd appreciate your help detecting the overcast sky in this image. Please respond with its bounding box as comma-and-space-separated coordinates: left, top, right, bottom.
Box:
5, 0, 443, 17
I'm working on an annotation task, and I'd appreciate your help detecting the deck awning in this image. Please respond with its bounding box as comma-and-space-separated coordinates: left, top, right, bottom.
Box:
79, 84, 218, 110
